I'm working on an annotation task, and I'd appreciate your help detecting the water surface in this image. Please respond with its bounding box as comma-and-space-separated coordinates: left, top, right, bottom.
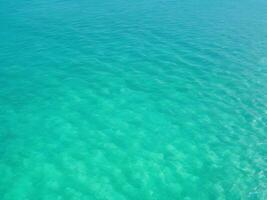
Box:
0, 0, 267, 199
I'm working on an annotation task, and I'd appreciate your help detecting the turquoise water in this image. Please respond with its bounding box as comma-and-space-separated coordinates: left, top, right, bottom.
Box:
1, 0, 267, 199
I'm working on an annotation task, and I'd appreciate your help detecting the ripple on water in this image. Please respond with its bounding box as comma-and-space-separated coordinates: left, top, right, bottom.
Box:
1, 0, 267, 199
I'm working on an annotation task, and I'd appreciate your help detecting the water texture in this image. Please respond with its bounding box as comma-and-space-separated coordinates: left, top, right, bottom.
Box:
0, 0, 267, 199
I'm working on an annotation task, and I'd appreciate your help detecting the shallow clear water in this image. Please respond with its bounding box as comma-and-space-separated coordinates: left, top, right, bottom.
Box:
1, 0, 267, 199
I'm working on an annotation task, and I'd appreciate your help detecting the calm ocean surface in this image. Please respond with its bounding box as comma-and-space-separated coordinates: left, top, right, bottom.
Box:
0, 0, 267, 199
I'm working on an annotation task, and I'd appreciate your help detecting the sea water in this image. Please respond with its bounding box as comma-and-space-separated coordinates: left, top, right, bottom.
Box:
0, 0, 267, 199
